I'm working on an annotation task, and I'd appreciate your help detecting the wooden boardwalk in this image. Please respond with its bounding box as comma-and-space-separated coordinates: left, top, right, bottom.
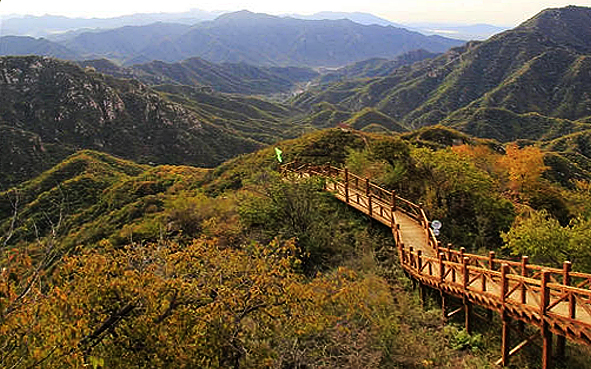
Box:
283, 163, 591, 369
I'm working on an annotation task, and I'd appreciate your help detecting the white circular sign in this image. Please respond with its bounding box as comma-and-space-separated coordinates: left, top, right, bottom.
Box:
431, 220, 442, 230
433, 229, 440, 236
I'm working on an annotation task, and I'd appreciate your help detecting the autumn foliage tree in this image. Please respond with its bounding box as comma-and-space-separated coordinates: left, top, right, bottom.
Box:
0, 237, 399, 368
497, 143, 548, 195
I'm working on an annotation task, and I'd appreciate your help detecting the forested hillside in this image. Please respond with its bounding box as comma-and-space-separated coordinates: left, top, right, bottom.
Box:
294, 6, 591, 145
2, 129, 591, 368
0, 55, 308, 189
0, 131, 486, 368
79, 57, 319, 95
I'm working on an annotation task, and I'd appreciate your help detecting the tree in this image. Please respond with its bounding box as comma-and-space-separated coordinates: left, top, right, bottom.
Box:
1, 236, 398, 368
497, 144, 548, 195
411, 147, 514, 249
239, 174, 357, 273
503, 209, 591, 270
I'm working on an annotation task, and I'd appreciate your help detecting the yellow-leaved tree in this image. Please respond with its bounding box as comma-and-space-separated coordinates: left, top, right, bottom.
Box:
1, 237, 396, 368
497, 144, 548, 195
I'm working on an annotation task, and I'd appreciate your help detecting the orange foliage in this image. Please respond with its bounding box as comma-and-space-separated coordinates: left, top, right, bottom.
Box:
497, 144, 548, 193
452, 143, 549, 198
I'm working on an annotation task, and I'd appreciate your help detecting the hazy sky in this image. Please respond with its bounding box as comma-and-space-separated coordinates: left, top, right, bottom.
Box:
1, 0, 591, 26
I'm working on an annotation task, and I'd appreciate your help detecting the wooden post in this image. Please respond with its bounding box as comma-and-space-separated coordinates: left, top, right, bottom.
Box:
520, 256, 529, 300
344, 169, 350, 203
417, 251, 426, 303
439, 252, 445, 283
489, 251, 496, 270
417, 250, 423, 273
556, 261, 572, 360
409, 247, 415, 268
448, 244, 456, 283
391, 191, 397, 211
365, 177, 370, 197
501, 264, 508, 305
463, 257, 472, 335
420, 284, 428, 307
541, 271, 552, 369
390, 207, 395, 228
418, 201, 424, 224
482, 263, 487, 293
501, 312, 510, 366
567, 263, 576, 321
368, 194, 373, 216
501, 264, 510, 366
484, 251, 496, 320
441, 290, 447, 322
519, 256, 529, 333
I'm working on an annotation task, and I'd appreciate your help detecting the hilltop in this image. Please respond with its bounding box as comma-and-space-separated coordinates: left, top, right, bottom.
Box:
0, 35, 79, 59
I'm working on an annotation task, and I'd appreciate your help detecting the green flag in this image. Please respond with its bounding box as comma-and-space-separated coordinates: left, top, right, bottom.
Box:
274, 147, 283, 163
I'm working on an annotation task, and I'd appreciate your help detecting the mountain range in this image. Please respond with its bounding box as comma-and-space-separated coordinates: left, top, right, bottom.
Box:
2, 9, 507, 42
3, 7, 591, 369
0, 9, 223, 38
294, 6, 591, 142
1, 10, 464, 67
3, 6, 591, 189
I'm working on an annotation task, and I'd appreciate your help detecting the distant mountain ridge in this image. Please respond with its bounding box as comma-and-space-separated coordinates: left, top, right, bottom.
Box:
290, 13, 507, 41
0, 10, 223, 38
57, 10, 463, 67
403, 23, 509, 41
285, 11, 405, 28
79, 57, 319, 95
0, 35, 79, 59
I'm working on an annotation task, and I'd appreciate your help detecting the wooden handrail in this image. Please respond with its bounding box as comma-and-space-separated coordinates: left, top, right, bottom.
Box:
283, 163, 591, 354
284, 163, 591, 280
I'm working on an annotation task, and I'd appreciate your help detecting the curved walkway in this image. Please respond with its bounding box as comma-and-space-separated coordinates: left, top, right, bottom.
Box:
283, 163, 591, 369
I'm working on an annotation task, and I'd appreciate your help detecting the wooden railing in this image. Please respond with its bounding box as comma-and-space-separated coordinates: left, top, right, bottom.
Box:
282, 162, 591, 368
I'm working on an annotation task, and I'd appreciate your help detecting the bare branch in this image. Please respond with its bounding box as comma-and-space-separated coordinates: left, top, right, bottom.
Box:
23, 345, 58, 369
2, 190, 19, 248
79, 301, 138, 351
